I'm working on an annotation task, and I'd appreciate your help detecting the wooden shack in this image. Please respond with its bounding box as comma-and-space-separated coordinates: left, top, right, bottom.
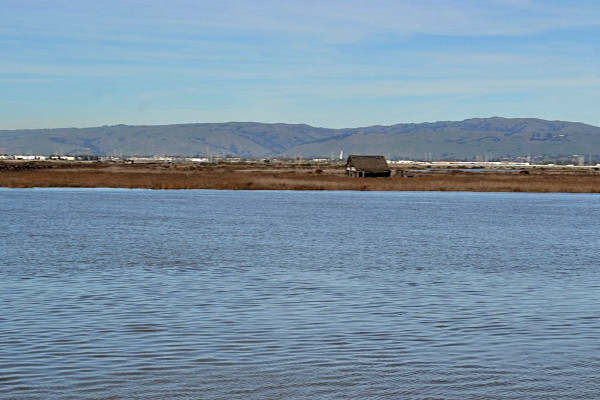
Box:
345, 155, 391, 178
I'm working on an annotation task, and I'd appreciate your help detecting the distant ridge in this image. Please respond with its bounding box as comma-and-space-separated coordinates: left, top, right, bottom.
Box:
2, 117, 600, 160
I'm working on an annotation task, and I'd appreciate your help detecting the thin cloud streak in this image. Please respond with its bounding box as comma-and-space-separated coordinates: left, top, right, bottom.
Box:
4, 1, 600, 39
1, 0, 600, 129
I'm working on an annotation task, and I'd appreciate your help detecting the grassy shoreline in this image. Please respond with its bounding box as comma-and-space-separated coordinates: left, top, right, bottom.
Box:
2, 161, 600, 193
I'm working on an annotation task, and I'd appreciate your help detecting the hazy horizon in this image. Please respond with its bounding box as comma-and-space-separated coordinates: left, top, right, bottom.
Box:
3, 115, 600, 132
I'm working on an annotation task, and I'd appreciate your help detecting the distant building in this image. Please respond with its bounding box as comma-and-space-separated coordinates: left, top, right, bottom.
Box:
14, 155, 47, 160
345, 155, 391, 178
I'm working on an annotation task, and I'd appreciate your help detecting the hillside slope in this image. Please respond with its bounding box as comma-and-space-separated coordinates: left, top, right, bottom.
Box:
0, 122, 337, 158
288, 117, 600, 159
1, 117, 599, 159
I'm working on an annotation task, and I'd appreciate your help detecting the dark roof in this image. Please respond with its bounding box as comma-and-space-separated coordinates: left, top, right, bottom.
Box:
346, 155, 390, 172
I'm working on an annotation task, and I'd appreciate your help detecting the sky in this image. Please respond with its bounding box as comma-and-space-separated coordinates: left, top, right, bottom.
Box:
1, 0, 600, 129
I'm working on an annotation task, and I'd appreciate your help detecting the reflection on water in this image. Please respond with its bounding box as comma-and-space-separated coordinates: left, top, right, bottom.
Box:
1, 189, 599, 399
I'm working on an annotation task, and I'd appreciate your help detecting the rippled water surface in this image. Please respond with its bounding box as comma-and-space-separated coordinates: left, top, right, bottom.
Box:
1, 188, 599, 399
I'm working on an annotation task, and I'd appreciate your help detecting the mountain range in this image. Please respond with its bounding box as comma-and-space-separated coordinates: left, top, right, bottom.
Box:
2, 117, 600, 160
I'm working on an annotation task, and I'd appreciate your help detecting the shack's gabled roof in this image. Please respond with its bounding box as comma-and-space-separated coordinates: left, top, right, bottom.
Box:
346, 155, 390, 172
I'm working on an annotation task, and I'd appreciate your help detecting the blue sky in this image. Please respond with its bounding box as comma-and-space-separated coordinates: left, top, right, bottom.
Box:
1, 0, 599, 129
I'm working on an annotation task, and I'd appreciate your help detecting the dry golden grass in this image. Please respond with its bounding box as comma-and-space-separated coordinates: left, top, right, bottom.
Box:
1, 162, 600, 192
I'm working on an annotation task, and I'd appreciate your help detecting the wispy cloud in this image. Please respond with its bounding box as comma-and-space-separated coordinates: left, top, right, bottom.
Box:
1, 0, 600, 128
4, 0, 599, 40
142, 0, 600, 37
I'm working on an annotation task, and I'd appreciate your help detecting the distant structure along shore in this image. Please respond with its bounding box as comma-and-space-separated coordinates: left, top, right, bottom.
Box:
2, 153, 600, 171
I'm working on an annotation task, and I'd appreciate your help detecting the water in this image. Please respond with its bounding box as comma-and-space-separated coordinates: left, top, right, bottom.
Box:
1, 188, 599, 399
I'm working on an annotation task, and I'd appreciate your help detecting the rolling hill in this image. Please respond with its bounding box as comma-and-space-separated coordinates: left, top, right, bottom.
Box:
2, 117, 600, 160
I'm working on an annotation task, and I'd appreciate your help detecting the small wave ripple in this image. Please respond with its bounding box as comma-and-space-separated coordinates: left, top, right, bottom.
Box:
1, 189, 599, 399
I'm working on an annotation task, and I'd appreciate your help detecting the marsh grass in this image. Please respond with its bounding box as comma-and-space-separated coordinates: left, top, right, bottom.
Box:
1, 162, 600, 193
